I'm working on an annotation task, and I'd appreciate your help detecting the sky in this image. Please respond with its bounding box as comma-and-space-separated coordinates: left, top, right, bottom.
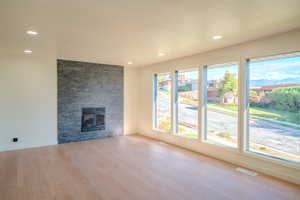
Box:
187, 56, 300, 85
207, 64, 238, 81
179, 70, 198, 80
160, 55, 300, 87
250, 56, 300, 82
178, 65, 238, 81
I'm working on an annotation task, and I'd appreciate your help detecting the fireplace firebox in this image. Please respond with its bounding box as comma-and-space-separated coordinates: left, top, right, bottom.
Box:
81, 107, 105, 132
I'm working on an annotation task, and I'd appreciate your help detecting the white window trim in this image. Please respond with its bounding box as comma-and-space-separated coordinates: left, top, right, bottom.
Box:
244, 53, 300, 166
152, 73, 158, 130
152, 72, 172, 134
198, 66, 206, 141
174, 68, 200, 138
238, 59, 249, 153
152, 52, 300, 168
202, 62, 240, 149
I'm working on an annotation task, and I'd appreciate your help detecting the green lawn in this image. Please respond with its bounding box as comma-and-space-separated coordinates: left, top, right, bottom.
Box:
208, 102, 299, 125
183, 132, 198, 139
158, 90, 170, 96
178, 125, 198, 139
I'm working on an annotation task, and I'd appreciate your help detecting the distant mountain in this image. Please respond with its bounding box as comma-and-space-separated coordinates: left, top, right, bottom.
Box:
250, 78, 300, 87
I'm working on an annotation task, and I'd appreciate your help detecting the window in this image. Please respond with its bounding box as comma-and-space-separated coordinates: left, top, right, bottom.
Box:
153, 73, 172, 132
152, 52, 300, 165
247, 53, 300, 163
204, 63, 239, 148
175, 69, 199, 138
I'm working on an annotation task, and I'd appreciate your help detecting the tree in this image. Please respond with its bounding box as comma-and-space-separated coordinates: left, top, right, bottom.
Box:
268, 86, 300, 112
219, 70, 238, 97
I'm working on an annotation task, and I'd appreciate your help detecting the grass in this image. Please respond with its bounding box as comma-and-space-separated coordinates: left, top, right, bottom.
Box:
158, 90, 170, 96
183, 132, 198, 139
209, 103, 238, 112
181, 98, 198, 107
216, 131, 231, 139
158, 117, 171, 131
208, 102, 299, 125
178, 125, 198, 139
250, 107, 299, 125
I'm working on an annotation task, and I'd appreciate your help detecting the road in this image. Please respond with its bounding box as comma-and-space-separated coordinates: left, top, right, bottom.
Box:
157, 93, 300, 156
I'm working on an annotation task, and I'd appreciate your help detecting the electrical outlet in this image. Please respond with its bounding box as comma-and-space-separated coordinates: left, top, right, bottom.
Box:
12, 137, 18, 143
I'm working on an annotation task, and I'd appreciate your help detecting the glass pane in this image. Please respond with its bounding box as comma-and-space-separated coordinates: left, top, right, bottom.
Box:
248, 53, 300, 163
156, 73, 172, 131
206, 63, 239, 148
176, 70, 198, 138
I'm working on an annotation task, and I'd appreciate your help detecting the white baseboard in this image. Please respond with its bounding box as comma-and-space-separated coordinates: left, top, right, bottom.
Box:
0, 141, 58, 152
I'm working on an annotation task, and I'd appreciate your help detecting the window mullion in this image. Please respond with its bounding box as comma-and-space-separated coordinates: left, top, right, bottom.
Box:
153, 74, 158, 129
238, 59, 249, 152
172, 71, 179, 134
199, 66, 207, 141
170, 71, 175, 134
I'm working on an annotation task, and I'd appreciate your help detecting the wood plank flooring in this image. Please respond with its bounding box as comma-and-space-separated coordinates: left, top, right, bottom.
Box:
0, 135, 299, 200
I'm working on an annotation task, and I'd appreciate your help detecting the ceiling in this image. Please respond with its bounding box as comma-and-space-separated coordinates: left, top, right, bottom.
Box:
1, 0, 300, 67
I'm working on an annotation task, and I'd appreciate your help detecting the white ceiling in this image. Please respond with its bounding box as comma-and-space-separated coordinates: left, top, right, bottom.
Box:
1, 0, 300, 67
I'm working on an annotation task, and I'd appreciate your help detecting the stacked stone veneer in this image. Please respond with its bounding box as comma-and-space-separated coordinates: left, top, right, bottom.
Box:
57, 59, 124, 144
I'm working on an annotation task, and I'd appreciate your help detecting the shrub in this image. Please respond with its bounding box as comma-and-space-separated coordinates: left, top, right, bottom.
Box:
268, 86, 300, 113
158, 118, 171, 130
250, 100, 271, 108
178, 84, 192, 92
217, 132, 231, 139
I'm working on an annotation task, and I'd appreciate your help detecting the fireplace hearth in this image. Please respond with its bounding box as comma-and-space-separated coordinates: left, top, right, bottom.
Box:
81, 107, 105, 132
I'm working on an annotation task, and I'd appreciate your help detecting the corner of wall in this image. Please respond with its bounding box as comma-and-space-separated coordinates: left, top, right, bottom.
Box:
124, 67, 139, 135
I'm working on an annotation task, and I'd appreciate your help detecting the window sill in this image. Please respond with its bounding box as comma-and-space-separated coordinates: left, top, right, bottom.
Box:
202, 139, 238, 151
173, 133, 199, 140
244, 150, 300, 170
152, 128, 171, 134
151, 129, 300, 170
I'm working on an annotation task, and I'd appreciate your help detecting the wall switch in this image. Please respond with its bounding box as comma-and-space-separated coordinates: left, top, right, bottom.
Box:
12, 138, 18, 142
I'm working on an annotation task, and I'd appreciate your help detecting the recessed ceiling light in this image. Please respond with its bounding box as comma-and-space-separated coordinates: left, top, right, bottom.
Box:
127, 61, 133, 65
158, 52, 165, 57
213, 35, 223, 40
26, 30, 39, 35
24, 49, 32, 54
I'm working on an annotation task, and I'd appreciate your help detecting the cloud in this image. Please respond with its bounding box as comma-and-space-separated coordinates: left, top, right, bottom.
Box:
264, 72, 298, 80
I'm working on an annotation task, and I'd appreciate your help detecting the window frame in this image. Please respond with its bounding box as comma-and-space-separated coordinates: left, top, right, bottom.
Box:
152, 72, 172, 133
174, 68, 200, 139
202, 62, 240, 149
151, 51, 300, 168
245, 52, 300, 165
153, 73, 158, 130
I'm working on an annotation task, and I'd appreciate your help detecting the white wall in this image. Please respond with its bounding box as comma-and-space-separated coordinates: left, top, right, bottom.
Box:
124, 67, 138, 135
0, 52, 139, 151
0, 53, 58, 151
136, 29, 300, 185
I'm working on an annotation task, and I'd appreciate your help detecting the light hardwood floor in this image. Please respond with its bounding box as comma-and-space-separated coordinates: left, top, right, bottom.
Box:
0, 135, 299, 200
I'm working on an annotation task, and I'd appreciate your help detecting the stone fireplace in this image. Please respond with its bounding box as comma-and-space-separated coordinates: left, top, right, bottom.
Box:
57, 59, 123, 144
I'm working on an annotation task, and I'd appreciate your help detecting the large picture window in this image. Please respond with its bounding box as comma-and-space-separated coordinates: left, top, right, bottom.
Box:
153, 73, 172, 132
204, 63, 239, 148
152, 52, 300, 165
247, 53, 300, 163
175, 69, 199, 138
